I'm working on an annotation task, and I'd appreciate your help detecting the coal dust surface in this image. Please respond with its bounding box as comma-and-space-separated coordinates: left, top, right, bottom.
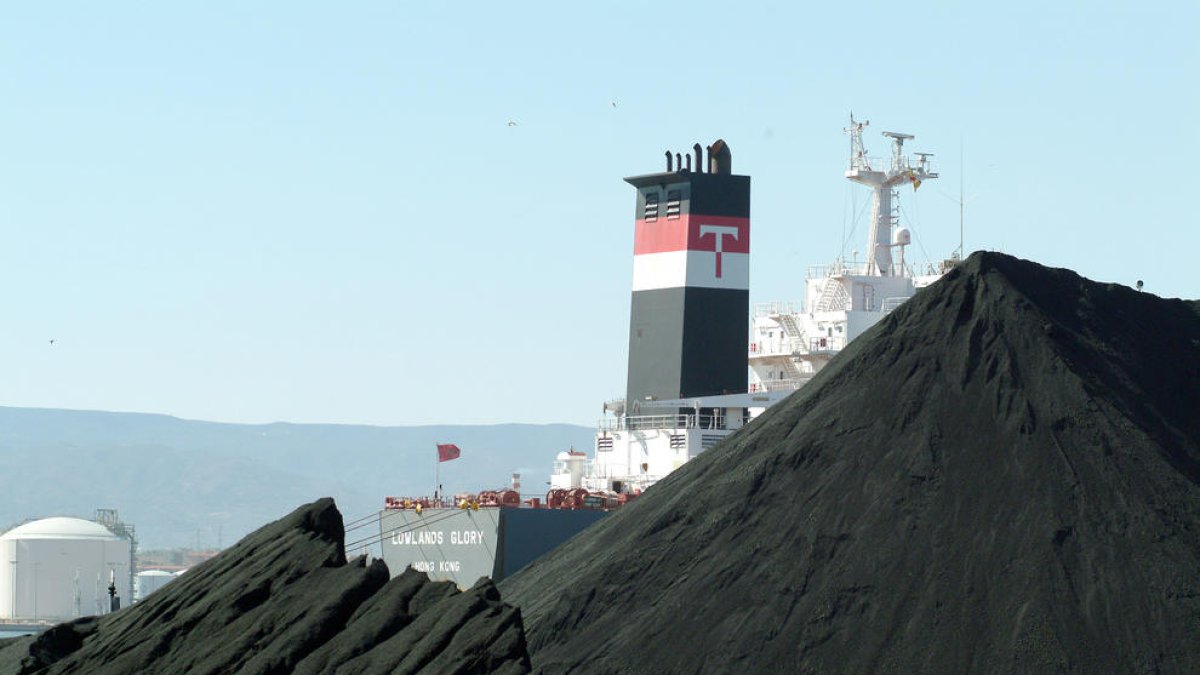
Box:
0, 498, 531, 675
503, 252, 1200, 673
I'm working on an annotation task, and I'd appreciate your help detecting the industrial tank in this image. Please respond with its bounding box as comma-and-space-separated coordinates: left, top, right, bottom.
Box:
0, 517, 132, 622
134, 569, 175, 601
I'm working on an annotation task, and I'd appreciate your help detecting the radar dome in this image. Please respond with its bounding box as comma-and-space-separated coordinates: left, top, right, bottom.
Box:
893, 227, 912, 246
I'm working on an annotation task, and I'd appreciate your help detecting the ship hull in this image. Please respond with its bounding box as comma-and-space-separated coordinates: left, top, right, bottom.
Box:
379, 508, 607, 588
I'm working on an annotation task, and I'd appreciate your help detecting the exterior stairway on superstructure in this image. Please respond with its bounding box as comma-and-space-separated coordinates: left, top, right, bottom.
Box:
779, 356, 804, 382
766, 312, 807, 385
816, 279, 850, 312
775, 313, 806, 348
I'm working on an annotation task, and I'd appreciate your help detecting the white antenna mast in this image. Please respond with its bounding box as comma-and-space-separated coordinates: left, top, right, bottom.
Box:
844, 115, 938, 276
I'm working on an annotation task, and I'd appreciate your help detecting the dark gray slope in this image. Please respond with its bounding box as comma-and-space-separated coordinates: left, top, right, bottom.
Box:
0, 499, 530, 675
503, 252, 1200, 674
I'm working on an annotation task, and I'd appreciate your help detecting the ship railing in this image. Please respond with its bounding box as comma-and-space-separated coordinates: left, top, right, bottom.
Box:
602, 398, 625, 416
808, 262, 871, 279
808, 260, 950, 282
749, 378, 811, 394
621, 475, 666, 492
596, 413, 727, 432
801, 336, 846, 353
749, 341, 796, 357
847, 154, 894, 172
583, 465, 667, 482
880, 296, 908, 314
891, 261, 945, 279
581, 473, 666, 494
383, 496, 460, 510
754, 301, 804, 317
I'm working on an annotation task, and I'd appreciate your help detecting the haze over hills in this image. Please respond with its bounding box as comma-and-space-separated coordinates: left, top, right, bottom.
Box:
0, 407, 591, 550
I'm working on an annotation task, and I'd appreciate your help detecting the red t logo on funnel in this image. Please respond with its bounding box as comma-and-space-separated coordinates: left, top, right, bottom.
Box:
698, 225, 740, 278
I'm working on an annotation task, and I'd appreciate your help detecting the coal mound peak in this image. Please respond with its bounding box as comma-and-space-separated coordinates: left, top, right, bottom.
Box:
504, 252, 1200, 673
0, 498, 531, 675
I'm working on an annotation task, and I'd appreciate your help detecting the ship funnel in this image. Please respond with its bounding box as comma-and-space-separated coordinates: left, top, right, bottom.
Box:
709, 139, 731, 174
623, 140, 748, 405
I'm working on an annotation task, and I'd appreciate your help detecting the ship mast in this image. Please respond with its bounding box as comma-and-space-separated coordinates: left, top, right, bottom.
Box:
843, 115, 937, 276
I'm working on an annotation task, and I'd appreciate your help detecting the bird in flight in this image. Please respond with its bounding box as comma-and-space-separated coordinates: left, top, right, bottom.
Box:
49, 339, 56, 345
507, 120, 517, 127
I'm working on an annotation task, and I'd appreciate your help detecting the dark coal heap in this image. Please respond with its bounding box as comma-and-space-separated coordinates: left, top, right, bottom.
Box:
0, 499, 530, 675
504, 252, 1200, 673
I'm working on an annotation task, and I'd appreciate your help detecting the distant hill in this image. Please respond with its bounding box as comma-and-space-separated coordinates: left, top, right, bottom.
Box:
0, 406, 592, 549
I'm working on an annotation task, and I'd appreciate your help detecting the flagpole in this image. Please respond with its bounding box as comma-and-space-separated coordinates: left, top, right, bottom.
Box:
435, 444, 440, 503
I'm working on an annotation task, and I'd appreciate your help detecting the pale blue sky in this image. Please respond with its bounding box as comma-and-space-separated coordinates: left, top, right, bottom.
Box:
1, 2, 1196, 427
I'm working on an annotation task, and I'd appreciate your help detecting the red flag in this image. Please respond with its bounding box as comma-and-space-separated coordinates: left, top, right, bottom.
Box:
437, 443, 461, 462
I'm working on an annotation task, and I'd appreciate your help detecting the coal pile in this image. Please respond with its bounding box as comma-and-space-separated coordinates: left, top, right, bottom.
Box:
0, 498, 530, 675
503, 252, 1200, 673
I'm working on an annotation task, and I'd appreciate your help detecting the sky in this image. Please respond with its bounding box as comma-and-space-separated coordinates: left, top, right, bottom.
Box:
1, 1, 1196, 428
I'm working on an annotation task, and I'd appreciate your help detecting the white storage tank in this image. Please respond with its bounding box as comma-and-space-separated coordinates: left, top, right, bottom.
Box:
134, 570, 175, 601
0, 517, 132, 622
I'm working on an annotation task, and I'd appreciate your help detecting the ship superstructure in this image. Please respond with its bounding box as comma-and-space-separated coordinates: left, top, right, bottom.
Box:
379, 119, 952, 589
551, 141, 785, 497
749, 116, 954, 394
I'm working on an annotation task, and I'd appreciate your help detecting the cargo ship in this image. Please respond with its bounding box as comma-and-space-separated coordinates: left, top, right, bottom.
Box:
379, 117, 953, 588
